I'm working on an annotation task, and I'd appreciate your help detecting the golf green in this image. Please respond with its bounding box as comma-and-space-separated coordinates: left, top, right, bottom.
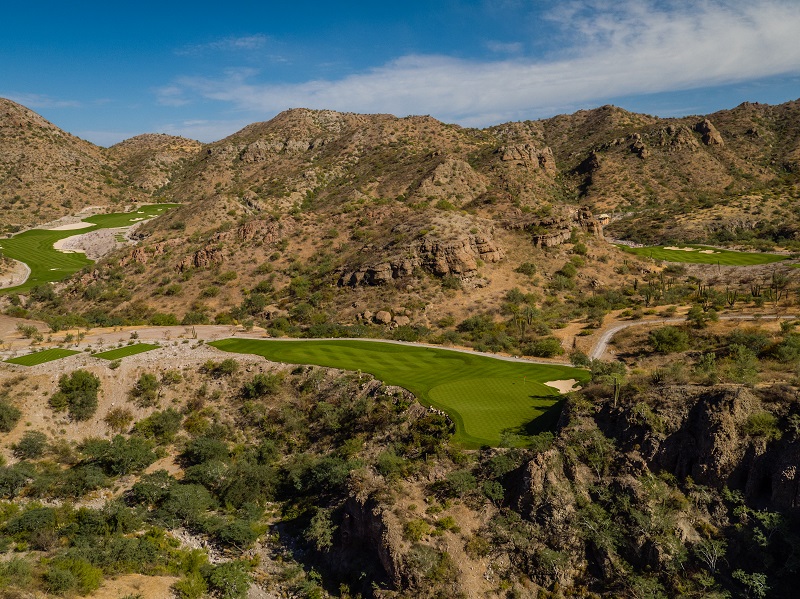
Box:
620, 244, 786, 265
0, 204, 178, 294
5, 348, 80, 366
208, 338, 588, 447
93, 343, 160, 360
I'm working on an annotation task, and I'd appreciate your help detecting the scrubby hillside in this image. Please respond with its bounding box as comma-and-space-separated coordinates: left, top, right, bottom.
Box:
0, 99, 144, 230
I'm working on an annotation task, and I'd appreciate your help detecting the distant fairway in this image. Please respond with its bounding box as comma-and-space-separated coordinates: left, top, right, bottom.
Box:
0, 204, 177, 294
5, 348, 80, 366
93, 343, 159, 360
208, 338, 588, 448
620, 244, 787, 265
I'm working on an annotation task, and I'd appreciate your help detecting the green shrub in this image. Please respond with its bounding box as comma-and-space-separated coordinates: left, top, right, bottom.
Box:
525, 337, 565, 358
12, 431, 48, 459
0, 399, 21, 433
50, 370, 100, 421
404, 518, 431, 542
202, 561, 250, 599
133, 408, 182, 443
129, 373, 160, 407
240, 373, 281, 399
743, 411, 782, 440
649, 326, 690, 353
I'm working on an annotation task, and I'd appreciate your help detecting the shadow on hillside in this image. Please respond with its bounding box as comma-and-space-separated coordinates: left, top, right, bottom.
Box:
519, 397, 566, 437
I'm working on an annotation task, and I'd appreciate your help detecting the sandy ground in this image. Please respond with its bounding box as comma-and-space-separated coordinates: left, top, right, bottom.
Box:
52, 228, 130, 259
47, 222, 94, 231
0, 259, 31, 290
544, 379, 579, 393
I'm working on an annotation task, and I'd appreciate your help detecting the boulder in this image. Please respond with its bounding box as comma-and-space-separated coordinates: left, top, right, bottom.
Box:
393, 315, 410, 326
374, 311, 392, 324
694, 119, 724, 146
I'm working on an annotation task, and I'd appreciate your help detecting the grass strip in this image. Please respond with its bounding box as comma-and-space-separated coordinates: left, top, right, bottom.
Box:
0, 204, 178, 294
5, 348, 80, 366
92, 343, 160, 360
208, 338, 589, 448
619, 244, 787, 265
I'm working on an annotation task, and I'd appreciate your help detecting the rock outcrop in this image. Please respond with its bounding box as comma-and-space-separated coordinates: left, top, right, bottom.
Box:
339, 228, 504, 287
695, 119, 725, 146
498, 144, 557, 174
595, 385, 800, 510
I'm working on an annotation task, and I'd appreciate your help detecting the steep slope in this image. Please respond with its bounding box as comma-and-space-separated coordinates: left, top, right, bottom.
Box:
106, 133, 203, 194
0, 99, 142, 230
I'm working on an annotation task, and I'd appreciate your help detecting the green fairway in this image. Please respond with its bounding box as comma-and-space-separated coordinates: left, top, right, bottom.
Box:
0, 204, 177, 294
5, 348, 80, 366
619, 244, 787, 265
93, 343, 160, 360
208, 338, 588, 448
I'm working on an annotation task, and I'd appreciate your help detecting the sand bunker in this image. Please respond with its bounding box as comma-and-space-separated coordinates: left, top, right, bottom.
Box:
53, 238, 86, 253
699, 249, 718, 254
47, 222, 93, 231
544, 379, 579, 393
663, 246, 695, 251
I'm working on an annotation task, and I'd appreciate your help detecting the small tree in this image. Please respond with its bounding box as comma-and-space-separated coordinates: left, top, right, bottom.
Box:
13, 431, 48, 459
50, 370, 100, 421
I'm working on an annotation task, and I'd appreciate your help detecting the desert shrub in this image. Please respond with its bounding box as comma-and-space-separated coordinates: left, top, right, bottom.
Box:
12, 431, 48, 459
129, 373, 160, 407
404, 518, 431, 542
525, 337, 564, 357
304, 508, 335, 552
149, 313, 180, 326
0, 399, 21, 432
240, 373, 281, 399
50, 370, 100, 421
82, 435, 158, 476
649, 326, 689, 353
104, 407, 134, 432
202, 561, 250, 599
182, 437, 230, 466
515, 262, 537, 276
438, 469, 478, 498
133, 408, 182, 443
743, 411, 782, 440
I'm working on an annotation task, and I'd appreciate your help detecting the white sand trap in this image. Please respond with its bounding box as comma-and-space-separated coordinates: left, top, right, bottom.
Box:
136, 211, 144, 214
131, 217, 145, 222
53, 238, 87, 253
544, 379, 580, 393
48, 222, 93, 231
699, 249, 718, 254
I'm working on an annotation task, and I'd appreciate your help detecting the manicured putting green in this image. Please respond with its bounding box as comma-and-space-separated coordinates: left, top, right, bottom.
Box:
93, 343, 160, 360
0, 204, 178, 294
5, 348, 80, 366
620, 244, 786, 265
208, 338, 588, 448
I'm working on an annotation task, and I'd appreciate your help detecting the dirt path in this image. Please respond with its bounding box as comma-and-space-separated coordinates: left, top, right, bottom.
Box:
589, 313, 798, 360
0, 259, 30, 290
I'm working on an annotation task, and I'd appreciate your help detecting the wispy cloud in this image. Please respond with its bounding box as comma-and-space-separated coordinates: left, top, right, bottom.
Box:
486, 41, 524, 55
160, 0, 800, 126
175, 34, 272, 56
4, 92, 81, 109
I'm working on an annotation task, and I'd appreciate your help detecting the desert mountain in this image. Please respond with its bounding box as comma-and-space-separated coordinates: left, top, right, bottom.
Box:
2, 98, 800, 328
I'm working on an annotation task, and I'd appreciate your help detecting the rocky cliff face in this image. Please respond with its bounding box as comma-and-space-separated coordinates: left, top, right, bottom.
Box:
594, 384, 800, 510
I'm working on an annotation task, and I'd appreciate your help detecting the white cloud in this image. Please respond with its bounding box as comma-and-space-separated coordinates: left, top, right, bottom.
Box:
486, 41, 524, 55
160, 0, 800, 127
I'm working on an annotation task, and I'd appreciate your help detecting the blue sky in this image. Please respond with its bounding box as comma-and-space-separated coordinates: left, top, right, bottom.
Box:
3, 0, 799, 146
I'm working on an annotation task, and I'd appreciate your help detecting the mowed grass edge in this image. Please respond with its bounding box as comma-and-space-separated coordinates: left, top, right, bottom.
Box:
92, 343, 160, 360
208, 338, 589, 447
0, 204, 179, 294
619, 244, 787, 265
5, 348, 80, 366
